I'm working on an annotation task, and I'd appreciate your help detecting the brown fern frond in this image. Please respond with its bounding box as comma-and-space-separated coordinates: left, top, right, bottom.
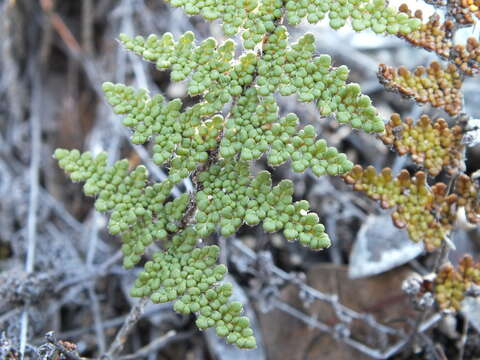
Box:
435, 255, 480, 310
451, 37, 480, 75
449, 0, 480, 26
397, 5, 480, 75
381, 113, 464, 176
455, 174, 480, 223
378, 62, 463, 115
344, 166, 457, 250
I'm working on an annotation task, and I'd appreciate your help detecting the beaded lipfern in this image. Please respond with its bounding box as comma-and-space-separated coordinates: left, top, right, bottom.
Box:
355, 0, 480, 264
54, 0, 421, 349
343, 165, 480, 251
397, 5, 480, 75
378, 61, 463, 116
435, 255, 480, 311
381, 113, 464, 176
343, 166, 458, 250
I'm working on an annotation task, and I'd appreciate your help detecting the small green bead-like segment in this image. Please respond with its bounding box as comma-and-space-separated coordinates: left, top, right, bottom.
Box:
54, 148, 189, 268
285, 0, 421, 33
104, 31, 261, 180
162, 0, 419, 49
117, 32, 237, 97
131, 226, 256, 349
258, 27, 384, 133
219, 89, 353, 172
266, 114, 353, 175
194, 160, 331, 250
102, 82, 226, 179
115, 29, 384, 142
219, 87, 278, 161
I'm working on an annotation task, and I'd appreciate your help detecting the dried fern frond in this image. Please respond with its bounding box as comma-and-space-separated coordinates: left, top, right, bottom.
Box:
378, 61, 463, 115
381, 113, 464, 176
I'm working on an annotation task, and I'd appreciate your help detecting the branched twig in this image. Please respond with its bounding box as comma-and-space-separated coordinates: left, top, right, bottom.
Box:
231, 239, 442, 359
117, 330, 193, 360
87, 286, 106, 354
233, 239, 398, 335
55, 250, 123, 292
53, 303, 174, 341
20, 63, 43, 359
102, 297, 149, 359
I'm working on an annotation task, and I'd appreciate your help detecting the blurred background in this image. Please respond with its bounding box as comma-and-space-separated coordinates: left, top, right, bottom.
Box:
0, 0, 479, 359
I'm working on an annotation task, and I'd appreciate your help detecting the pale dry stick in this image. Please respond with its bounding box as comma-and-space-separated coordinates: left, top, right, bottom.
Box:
86, 215, 100, 268
19, 66, 42, 359
95, 0, 116, 21
40, 188, 82, 232
54, 303, 173, 340
273, 299, 331, 332
457, 317, 469, 360
434, 344, 449, 360
230, 239, 446, 358
0, 308, 22, 325
102, 297, 149, 359
82, 0, 94, 55
46, 218, 82, 249
325, 216, 342, 265
55, 250, 123, 292
0, 1, 25, 123
83, 224, 111, 353
361, 313, 441, 360
87, 283, 107, 353
274, 297, 442, 359
233, 240, 398, 336
117, 330, 194, 360
419, 331, 449, 360
121, 1, 148, 91
147, 335, 156, 360
55, 265, 128, 305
